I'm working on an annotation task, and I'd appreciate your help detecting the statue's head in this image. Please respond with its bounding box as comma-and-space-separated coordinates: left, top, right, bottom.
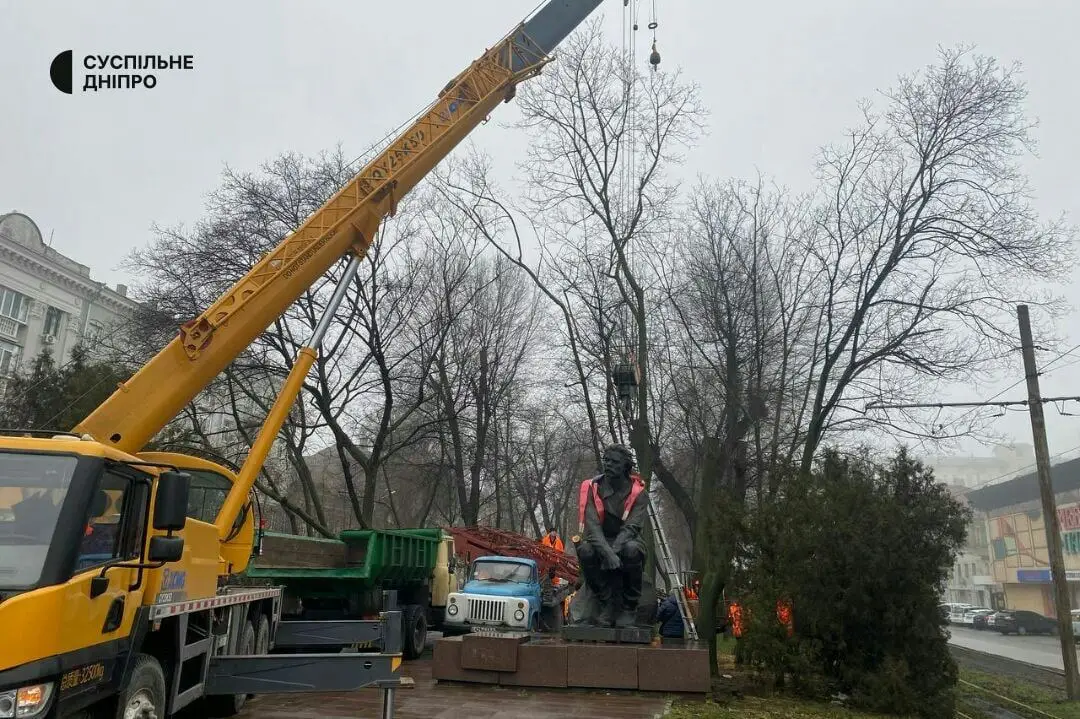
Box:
601, 444, 634, 481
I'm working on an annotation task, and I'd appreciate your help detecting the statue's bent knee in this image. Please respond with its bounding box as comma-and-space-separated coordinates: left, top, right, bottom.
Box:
618, 541, 644, 565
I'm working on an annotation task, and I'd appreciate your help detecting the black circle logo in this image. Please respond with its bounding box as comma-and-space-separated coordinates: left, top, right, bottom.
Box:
50, 50, 73, 94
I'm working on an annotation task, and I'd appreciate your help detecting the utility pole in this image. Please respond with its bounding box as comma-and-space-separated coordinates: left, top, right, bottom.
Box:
1018, 303, 1079, 699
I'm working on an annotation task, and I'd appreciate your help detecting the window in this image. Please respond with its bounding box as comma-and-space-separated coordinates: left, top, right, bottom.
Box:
84, 320, 104, 342
0, 339, 19, 375
0, 286, 29, 324
0, 453, 79, 588
43, 306, 64, 337
75, 469, 148, 573
470, 560, 534, 584
184, 469, 232, 524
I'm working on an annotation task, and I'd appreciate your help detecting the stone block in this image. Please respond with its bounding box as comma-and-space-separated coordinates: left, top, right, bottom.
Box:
637, 645, 710, 693
566, 643, 639, 689
499, 640, 568, 688
460, 632, 527, 672
561, 625, 653, 644
431, 636, 498, 684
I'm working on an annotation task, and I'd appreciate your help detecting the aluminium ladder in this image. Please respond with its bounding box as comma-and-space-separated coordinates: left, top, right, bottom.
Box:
647, 495, 698, 640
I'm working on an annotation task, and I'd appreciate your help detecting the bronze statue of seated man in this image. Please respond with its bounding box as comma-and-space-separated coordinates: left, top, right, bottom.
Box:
569, 444, 649, 628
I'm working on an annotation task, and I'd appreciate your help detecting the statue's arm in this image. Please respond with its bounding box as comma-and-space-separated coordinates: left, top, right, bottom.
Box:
612, 492, 649, 553
583, 493, 619, 563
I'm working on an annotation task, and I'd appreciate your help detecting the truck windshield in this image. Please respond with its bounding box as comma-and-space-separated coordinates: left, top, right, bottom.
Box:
470, 561, 533, 583
0, 453, 79, 588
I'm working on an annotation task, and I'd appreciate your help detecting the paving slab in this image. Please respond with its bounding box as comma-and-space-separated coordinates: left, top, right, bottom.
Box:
232, 656, 684, 719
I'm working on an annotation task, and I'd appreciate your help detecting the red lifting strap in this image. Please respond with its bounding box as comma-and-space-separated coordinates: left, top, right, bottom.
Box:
577, 473, 646, 533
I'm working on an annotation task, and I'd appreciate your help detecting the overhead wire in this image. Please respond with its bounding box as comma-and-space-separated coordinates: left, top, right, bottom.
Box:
919, 340, 1080, 439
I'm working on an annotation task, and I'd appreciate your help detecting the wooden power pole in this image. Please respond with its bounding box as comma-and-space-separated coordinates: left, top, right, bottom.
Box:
1017, 303, 1079, 698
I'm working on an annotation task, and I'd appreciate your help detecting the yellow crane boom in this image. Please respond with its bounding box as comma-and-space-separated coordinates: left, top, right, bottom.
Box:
75, 1, 603, 460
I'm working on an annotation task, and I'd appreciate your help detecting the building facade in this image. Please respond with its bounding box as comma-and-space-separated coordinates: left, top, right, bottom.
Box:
966, 456, 1080, 617
0, 211, 138, 375
922, 443, 1034, 490
941, 484, 1000, 607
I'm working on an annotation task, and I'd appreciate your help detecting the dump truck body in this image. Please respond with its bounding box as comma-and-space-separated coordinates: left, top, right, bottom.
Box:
244, 528, 458, 658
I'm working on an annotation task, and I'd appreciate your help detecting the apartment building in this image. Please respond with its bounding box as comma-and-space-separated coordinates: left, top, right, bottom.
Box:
0, 210, 138, 374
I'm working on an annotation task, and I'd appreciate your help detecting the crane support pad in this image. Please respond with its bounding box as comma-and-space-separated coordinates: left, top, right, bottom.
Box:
273, 620, 383, 647
205, 653, 401, 694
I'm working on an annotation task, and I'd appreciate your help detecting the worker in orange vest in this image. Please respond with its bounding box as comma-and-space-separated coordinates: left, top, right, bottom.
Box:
540, 527, 564, 553
776, 598, 794, 636
728, 601, 744, 638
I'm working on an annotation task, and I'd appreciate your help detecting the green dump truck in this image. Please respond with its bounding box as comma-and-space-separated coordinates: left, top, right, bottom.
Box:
242, 527, 460, 659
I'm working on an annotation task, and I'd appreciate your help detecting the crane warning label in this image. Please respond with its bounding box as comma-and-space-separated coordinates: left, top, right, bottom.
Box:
59, 661, 109, 695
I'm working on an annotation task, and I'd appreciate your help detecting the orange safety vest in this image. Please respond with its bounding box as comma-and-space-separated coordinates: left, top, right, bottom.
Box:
577, 473, 646, 533
776, 598, 794, 636
728, 601, 744, 638
541, 533, 564, 552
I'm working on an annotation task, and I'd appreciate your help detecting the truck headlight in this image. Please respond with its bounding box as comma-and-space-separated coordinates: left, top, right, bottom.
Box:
514, 609, 525, 621
0, 682, 53, 718
447, 604, 458, 616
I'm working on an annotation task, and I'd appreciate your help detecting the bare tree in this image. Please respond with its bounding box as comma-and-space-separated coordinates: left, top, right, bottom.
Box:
797, 46, 1076, 475
122, 149, 464, 532
509, 18, 706, 499
658, 175, 816, 672
434, 20, 705, 536
426, 247, 543, 526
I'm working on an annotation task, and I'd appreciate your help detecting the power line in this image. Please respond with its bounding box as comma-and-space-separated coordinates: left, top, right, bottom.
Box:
866, 340, 1080, 434
867, 396, 1080, 411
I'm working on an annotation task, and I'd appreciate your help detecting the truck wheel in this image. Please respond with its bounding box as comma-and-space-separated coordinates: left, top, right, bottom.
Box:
402, 605, 427, 660
114, 654, 165, 719
204, 619, 256, 717
254, 613, 271, 655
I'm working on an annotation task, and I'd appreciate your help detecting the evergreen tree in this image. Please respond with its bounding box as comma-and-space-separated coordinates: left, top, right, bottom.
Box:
0, 344, 130, 431
738, 447, 971, 717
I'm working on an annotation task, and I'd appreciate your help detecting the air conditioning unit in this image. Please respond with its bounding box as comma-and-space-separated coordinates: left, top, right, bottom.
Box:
41, 334, 56, 344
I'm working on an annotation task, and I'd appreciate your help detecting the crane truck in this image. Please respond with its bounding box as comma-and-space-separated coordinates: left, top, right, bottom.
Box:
0, 2, 606, 717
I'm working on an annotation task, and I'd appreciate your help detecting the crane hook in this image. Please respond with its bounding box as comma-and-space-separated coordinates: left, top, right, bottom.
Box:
649, 41, 661, 70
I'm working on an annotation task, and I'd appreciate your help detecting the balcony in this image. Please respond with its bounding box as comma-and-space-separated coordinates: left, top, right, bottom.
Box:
0, 316, 18, 340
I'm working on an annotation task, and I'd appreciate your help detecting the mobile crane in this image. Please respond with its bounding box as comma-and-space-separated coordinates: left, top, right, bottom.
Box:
0, 2, 605, 717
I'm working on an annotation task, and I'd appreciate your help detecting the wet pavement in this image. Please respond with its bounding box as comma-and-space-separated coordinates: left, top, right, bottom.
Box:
947, 625, 1075, 669
239, 657, 683, 719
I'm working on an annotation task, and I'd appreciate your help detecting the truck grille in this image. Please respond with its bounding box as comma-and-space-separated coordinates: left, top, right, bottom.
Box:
468, 597, 505, 624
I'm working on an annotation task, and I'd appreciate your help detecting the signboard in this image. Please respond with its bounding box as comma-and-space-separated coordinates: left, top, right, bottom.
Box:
1016, 568, 1080, 583
1060, 504, 1080, 531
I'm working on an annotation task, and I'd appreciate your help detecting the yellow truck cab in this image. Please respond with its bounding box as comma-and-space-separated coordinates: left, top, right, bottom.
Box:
0, 436, 404, 719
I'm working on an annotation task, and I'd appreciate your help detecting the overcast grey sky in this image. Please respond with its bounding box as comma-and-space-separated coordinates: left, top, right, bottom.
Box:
2, 0, 1078, 465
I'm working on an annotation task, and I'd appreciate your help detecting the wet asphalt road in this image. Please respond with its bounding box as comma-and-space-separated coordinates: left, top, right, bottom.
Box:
947, 625, 1075, 670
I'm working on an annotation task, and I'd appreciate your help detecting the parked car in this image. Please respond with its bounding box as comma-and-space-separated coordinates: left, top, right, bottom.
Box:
948, 604, 977, 624
963, 608, 994, 627
972, 610, 996, 630
992, 609, 1058, 635
939, 602, 974, 624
